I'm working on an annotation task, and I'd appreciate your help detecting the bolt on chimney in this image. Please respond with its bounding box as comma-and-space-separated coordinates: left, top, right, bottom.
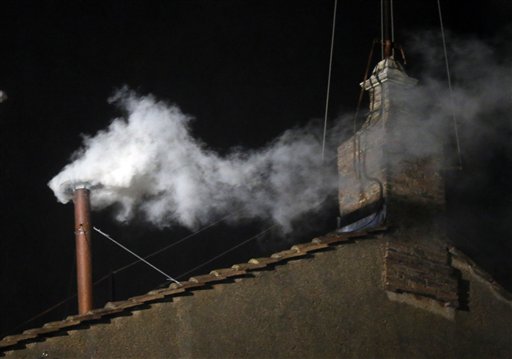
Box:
73, 184, 93, 315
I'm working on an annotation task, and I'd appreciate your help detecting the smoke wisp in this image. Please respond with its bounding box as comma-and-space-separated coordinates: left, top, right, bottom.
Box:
48, 90, 340, 232
405, 31, 512, 146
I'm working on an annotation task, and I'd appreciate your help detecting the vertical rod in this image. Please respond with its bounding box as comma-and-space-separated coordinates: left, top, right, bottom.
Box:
390, 0, 395, 57
390, 0, 395, 42
73, 187, 93, 315
382, 0, 392, 58
380, 0, 384, 59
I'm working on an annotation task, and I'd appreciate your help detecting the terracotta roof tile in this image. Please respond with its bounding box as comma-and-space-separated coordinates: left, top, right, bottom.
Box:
0, 338, 24, 350
0, 319, 84, 348
270, 248, 306, 260
248, 257, 281, 265
0, 333, 38, 348
231, 262, 267, 271
63, 306, 129, 324
148, 287, 187, 296
189, 273, 226, 284
104, 299, 146, 311
43, 318, 81, 330
313, 232, 354, 245
210, 267, 247, 278
169, 280, 207, 290
291, 241, 329, 253
65, 311, 105, 323
87, 306, 126, 317
128, 292, 166, 303
22, 327, 60, 336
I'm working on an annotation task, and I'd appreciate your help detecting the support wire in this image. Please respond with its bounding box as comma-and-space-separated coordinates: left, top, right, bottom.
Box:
93, 227, 180, 285
176, 226, 275, 280
5, 272, 112, 336
321, 0, 338, 161
437, 0, 463, 168
112, 214, 231, 275
4, 216, 229, 335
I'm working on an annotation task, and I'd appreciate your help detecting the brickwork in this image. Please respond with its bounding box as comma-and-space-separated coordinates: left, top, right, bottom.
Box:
385, 239, 459, 308
337, 58, 445, 228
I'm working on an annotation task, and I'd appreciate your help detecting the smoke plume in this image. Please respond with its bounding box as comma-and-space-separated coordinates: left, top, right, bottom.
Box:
49, 32, 511, 236
377, 31, 512, 166
48, 90, 339, 232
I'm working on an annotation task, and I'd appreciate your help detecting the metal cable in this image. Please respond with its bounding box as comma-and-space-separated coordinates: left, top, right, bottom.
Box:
175, 192, 337, 281
3, 214, 231, 335
176, 226, 275, 280
112, 214, 232, 274
4, 295, 76, 336
437, 0, 463, 169
93, 227, 180, 285
6, 188, 336, 335
4, 273, 112, 336
321, 0, 339, 162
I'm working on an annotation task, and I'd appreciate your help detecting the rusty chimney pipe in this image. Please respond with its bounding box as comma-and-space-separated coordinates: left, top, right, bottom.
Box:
73, 186, 93, 314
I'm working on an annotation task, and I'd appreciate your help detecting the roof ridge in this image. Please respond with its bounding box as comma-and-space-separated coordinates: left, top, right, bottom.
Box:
0, 228, 386, 354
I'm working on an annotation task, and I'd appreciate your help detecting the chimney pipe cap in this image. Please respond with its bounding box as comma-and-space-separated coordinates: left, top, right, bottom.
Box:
60, 181, 102, 200
72, 182, 92, 191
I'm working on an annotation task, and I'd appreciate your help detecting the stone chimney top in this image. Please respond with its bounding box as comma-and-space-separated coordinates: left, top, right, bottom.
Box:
363, 58, 416, 89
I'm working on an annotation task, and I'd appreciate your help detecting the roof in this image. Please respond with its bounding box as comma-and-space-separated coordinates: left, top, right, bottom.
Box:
1, 226, 510, 356
0, 228, 383, 354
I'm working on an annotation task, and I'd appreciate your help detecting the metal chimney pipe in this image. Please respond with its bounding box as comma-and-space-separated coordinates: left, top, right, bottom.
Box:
73, 186, 93, 314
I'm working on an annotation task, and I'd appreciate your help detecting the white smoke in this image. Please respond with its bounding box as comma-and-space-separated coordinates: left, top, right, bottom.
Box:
49, 32, 510, 234
402, 32, 512, 161
48, 90, 339, 232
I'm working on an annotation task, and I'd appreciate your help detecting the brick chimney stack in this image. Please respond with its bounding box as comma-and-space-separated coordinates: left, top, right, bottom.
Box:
337, 58, 445, 235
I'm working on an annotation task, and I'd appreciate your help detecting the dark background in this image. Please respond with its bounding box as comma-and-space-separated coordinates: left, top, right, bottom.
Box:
0, 0, 510, 337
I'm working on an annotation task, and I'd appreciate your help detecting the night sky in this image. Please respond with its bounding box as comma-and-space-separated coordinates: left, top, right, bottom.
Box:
1, 0, 510, 337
